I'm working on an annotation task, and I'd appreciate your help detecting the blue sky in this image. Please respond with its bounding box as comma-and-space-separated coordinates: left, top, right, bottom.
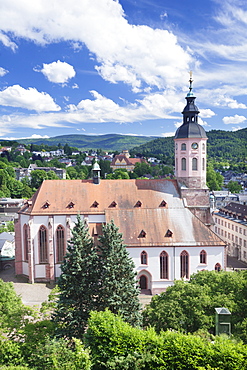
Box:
0, 0, 247, 140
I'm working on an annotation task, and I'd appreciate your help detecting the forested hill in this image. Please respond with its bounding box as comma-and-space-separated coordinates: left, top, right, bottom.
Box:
18, 133, 156, 151
130, 127, 247, 164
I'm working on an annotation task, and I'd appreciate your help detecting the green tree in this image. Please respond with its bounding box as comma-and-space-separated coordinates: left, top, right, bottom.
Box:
0, 279, 32, 337
227, 180, 242, 193
66, 166, 79, 179
54, 215, 100, 338
47, 170, 60, 180
30, 170, 48, 189
143, 270, 247, 338
106, 169, 130, 179
206, 164, 223, 191
98, 221, 142, 327
133, 162, 152, 177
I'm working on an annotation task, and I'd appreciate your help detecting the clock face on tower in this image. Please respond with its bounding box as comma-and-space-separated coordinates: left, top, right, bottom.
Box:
191, 142, 198, 149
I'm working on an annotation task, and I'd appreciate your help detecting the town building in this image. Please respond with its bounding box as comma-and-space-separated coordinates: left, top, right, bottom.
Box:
213, 202, 247, 263
110, 150, 147, 172
15, 164, 66, 181
15, 78, 226, 293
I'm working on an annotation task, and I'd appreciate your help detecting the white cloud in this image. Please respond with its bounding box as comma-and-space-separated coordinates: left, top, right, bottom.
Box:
72, 83, 79, 89
0, 85, 61, 112
0, 0, 192, 91
198, 117, 209, 127
36, 60, 76, 84
222, 114, 246, 125
200, 109, 215, 118
232, 126, 243, 132
161, 132, 175, 137
0, 67, 8, 77
0, 31, 17, 51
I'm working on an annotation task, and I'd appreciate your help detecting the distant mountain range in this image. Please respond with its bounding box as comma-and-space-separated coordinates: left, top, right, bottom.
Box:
12, 127, 247, 163
18, 134, 157, 151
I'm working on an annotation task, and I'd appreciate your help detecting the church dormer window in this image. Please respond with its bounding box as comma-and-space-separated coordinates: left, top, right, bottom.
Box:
135, 200, 142, 207
42, 201, 50, 209
109, 201, 117, 208
139, 230, 146, 238
67, 202, 75, 209
181, 143, 186, 150
91, 201, 99, 208
181, 158, 186, 171
159, 200, 167, 207
165, 229, 173, 237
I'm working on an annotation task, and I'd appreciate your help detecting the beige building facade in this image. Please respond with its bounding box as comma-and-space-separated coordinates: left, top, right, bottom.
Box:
213, 202, 247, 263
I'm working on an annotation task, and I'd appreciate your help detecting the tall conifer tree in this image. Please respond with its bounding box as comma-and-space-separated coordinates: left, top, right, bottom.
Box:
98, 220, 142, 327
54, 215, 100, 338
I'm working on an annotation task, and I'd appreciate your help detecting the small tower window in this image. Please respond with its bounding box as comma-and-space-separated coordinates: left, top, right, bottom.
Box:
181, 158, 186, 171
202, 158, 205, 171
141, 251, 148, 265
192, 158, 198, 171
202, 143, 205, 151
181, 143, 186, 150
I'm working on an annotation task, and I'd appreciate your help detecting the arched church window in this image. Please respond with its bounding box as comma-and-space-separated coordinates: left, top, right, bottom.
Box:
56, 225, 66, 263
141, 251, 148, 265
23, 224, 28, 261
160, 251, 168, 279
202, 143, 205, 151
39, 225, 48, 263
192, 158, 198, 171
200, 250, 207, 264
202, 158, 205, 171
181, 158, 186, 171
180, 250, 189, 279
181, 143, 186, 150
215, 263, 221, 272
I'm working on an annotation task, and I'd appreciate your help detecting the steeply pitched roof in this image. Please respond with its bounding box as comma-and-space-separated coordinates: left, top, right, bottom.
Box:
19, 178, 225, 248
105, 208, 225, 247
19, 179, 181, 215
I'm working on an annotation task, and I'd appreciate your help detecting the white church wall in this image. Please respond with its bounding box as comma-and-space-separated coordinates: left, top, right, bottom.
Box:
35, 264, 46, 278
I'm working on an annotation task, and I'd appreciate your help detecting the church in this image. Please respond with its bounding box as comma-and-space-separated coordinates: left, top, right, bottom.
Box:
15, 78, 226, 294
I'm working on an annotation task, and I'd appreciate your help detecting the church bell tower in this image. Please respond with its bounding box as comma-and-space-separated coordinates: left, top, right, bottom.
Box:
174, 73, 207, 189
174, 74, 213, 226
